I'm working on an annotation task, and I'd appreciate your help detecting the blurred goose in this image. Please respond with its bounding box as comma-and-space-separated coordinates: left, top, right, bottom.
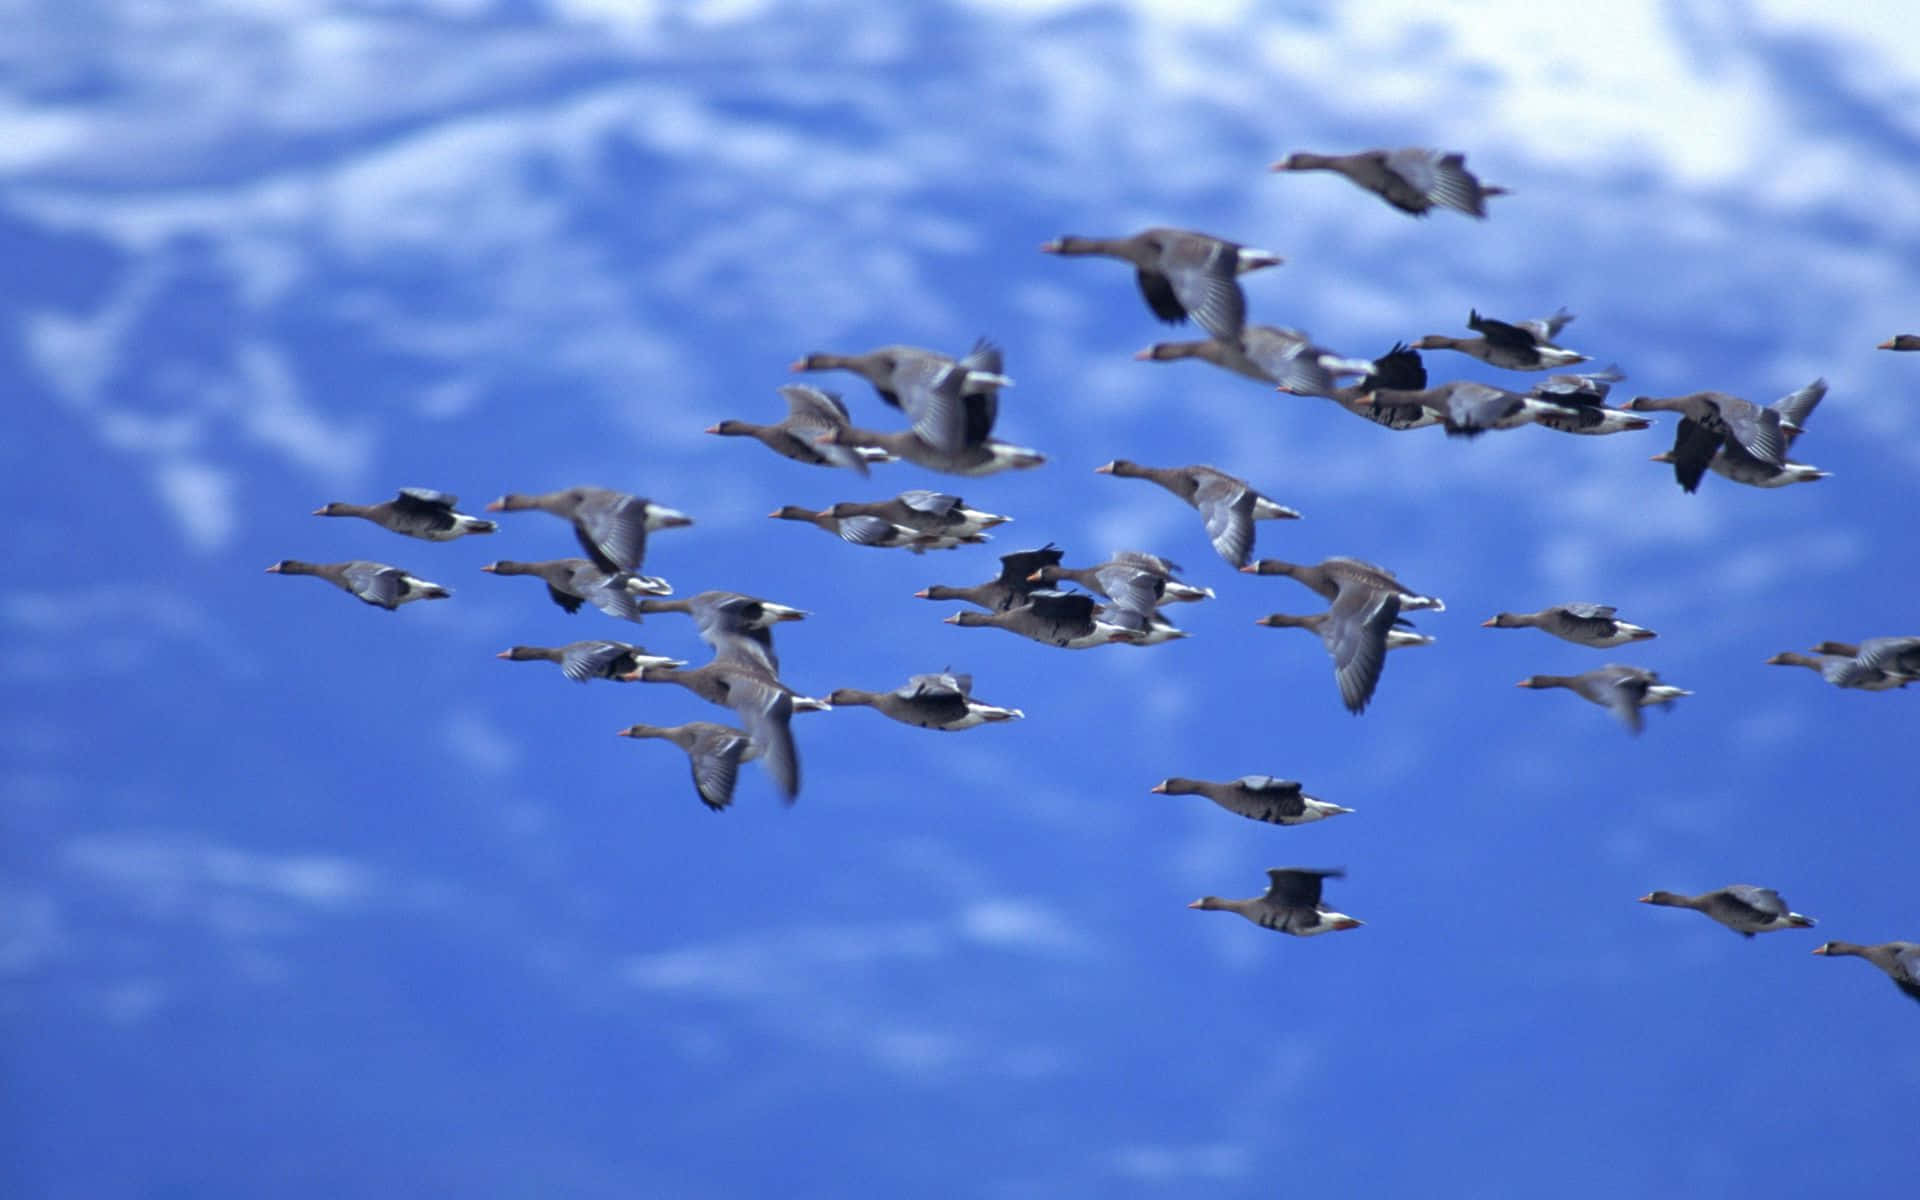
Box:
1765, 650, 1912, 691
480, 558, 666, 621
1811, 940, 1920, 1005
1515, 665, 1663, 733
706, 385, 893, 474
635, 591, 808, 675
1031, 552, 1213, 611
1326, 343, 1441, 430
1040, 228, 1282, 342
497, 641, 683, 682
768, 505, 985, 552
1255, 583, 1403, 714
1189, 867, 1363, 936
1414, 309, 1588, 371
1241, 556, 1443, 612
1365, 380, 1580, 436
1645, 379, 1827, 491
823, 491, 1011, 538
1523, 368, 1650, 435
1135, 325, 1375, 397
621, 661, 810, 801
1879, 335, 1920, 351
617, 722, 756, 812
313, 488, 496, 540
944, 590, 1139, 649
1627, 389, 1787, 489
1809, 638, 1920, 681
1638, 886, 1818, 938
1094, 460, 1300, 566
265, 560, 449, 610
486, 487, 691, 575
917, 545, 1065, 612
1640, 683, 1694, 707
1271, 148, 1506, 218
1151, 776, 1353, 826
790, 341, 1011, 419
1482, 605, 1657, 647
826, 671, 1024, 731
1096, 599, 1190, 646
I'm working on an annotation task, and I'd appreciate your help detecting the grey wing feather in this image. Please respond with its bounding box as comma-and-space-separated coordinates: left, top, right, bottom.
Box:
1720, 886, 1788, 919
898, 489, 962, 516
1264, 867, 1341, 908
1192, 475, 1254, 567
835, 515, 906, 546
1716, 399, 1786, 466
1164, 236, 1246, 342
1558, 603, 1618, 620
561, 641, 629, 682
1327, 586, 1400, 714
1770, 378, 1826, 433
344, 562, 405, 609
689, 728, 752, 812
575, 493, 649, 573
733, 681, 799, 802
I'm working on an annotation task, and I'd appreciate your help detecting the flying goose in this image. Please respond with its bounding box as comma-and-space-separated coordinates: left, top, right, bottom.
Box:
616, 722, 756, 812
1189, 867, 1363, 935
1040, 228, 1282, 343
1240, 556, 1443, 613
1254, 582, 1403, 714
1638, 886, 1818, 937
826, 672, 1024, 731
634, 591, 808, 675
1414, 309, 1588, 371
1515, 665, 1665, 733
265, 560, 449, 610
1811, 940, 1920, 1005
1270, 148, 1506, 218
486, 487, 691, 575
1135, 325, 1375, 397
621, 661, 813, 801
821, 491, 1011, 539
1151, 776, 1353, 826
480, 557, 666, 619
916, 545, 1066, 612
497, 641, 683, 682
1482, 605, 1657, 648
312, 488, 496, 540
705, 385, 894, 474
768, 505, 986, 552
943, 590, 1140, 649
1094, 460, 1300, 567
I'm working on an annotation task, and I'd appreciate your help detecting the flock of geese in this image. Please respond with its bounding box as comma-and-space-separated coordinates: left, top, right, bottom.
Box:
267, 144, 1920, 1009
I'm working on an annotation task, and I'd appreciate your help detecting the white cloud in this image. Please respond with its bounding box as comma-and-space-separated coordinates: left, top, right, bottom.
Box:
63, 832, 378, 920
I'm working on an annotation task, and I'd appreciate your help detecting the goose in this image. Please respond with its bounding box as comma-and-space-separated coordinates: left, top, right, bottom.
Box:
815, 424, 1047, 477
1808, 638, 1920, 681
768, 505, 986, 552
620, 661, 811, 801
497, 641, 684, 682
1188, 867, 1362, 936
265, 560, 449, 610
916, 545, 1065, 612
1325, 343, 1441, 430
1638, 886, 1818, 937
821, 491, 1011, 539
1031, 553, 1212, 612
616, 722, 756, 812
1764, 650, 1913, 691
1135, 325, 1375, 396
486, 487, 691, 575
1094, 460, 1300, 567
1645, 378, 1828, 491
1240, 556, 1443, 613
1626, 390, 1787, 488
1096, 599, 1190, 646
789, 340, 1012, 421
1414, 309, 1588, 371
1270, 148, 1506, 218
826, 672, 1024, 731
634, 591, 808, 675
1254, 582, 1403, 714
1523, 368, 1650, 436
705, 385, 893, 474
943, 590, 1140, 649
312, 488, 496, 541
1151, 776, 1353, 826
1878, 335, 1920, 351
1040, 228, 1282, 343
1481, 605, 1657, 647
1811, 940, 1920, 1005
479, 558, 667, 621
1515, 665, 1664, 732
1363, 380, 1580, 436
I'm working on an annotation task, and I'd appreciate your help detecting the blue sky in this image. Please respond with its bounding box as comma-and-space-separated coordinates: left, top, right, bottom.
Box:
5, 1, 1919, 1195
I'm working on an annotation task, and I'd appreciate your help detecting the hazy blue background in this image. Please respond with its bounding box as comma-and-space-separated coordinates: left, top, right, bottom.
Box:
5, 1, 1917, 1195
